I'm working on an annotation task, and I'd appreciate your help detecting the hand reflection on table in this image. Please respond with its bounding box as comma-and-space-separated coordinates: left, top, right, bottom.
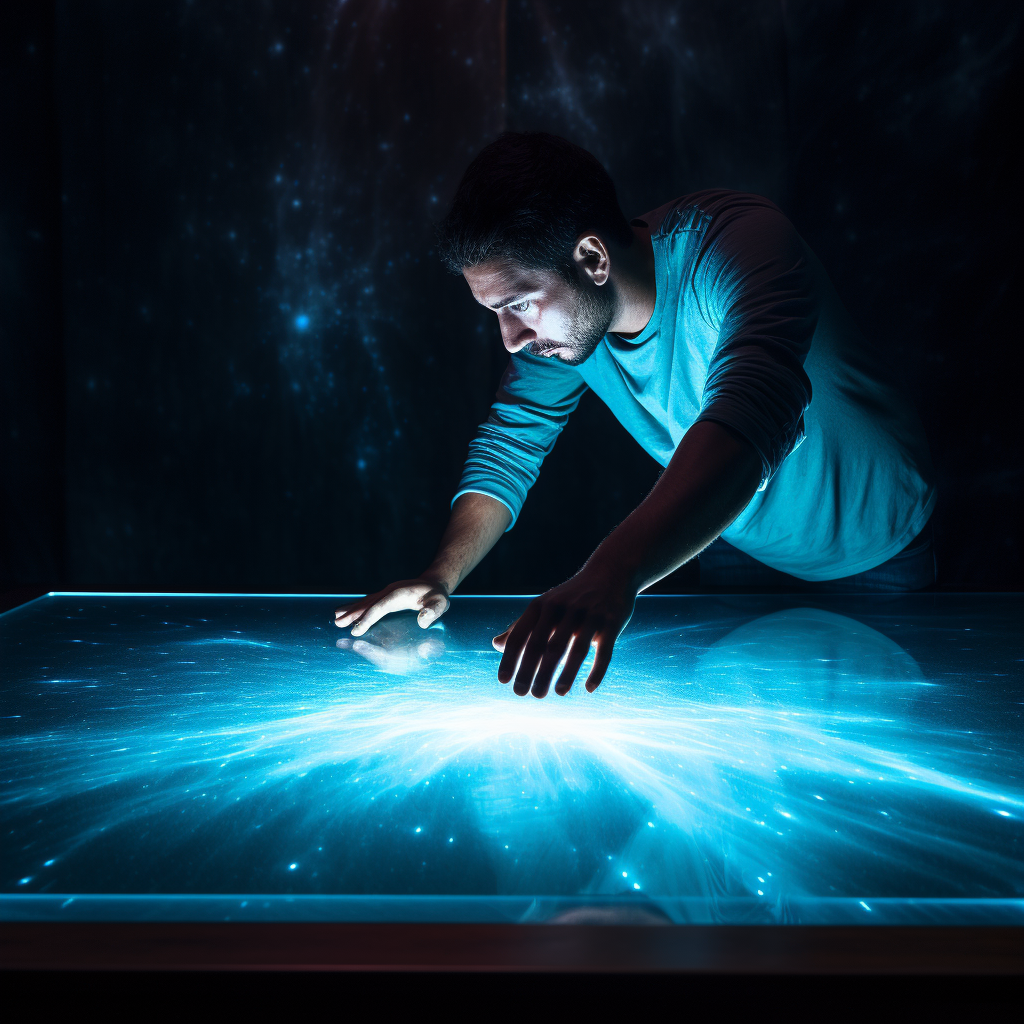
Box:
335, 610, 446, 675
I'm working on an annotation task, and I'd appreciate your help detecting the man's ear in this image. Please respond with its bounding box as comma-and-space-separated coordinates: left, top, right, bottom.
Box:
573, 233, 611, 286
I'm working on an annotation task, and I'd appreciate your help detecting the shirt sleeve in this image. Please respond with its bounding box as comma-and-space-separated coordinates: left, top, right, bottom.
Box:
691, 200, 816, 490
454, 350, 588, 529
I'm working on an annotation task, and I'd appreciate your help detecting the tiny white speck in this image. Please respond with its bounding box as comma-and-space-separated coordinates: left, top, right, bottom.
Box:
288, 863, 297, 870
647, 821, 654, 827
757, 877, 764, 883
757, 890, 763, 896
415, 827, 422, 833
859, 901, 871, 912
622, 871, 628, 877
633, 883, 640, 890
996, 810, 1011, 817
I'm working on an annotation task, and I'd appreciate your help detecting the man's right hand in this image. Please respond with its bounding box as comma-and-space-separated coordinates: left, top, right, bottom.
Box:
335, 492, 510, 638
334, 579, 451, 636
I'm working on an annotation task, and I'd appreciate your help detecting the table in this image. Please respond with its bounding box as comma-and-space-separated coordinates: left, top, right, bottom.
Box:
1, 592, 1021, 973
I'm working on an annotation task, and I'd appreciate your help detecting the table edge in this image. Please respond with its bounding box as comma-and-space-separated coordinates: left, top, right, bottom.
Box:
2, 922, 1021, 973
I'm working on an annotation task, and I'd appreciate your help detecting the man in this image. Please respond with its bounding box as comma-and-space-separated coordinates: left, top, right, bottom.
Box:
335, 132, 935, 699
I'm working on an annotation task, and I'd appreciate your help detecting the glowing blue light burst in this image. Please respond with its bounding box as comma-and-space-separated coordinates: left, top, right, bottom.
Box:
293, 313, 310, 330
1, 595, 1022, 925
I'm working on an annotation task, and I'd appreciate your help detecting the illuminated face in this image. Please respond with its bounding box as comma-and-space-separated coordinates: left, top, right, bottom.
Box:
463, 260, 615, 367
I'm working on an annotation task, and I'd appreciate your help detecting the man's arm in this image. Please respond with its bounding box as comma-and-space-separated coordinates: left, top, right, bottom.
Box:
337, 350, 584, 637
334, 492, 511, 635
497, 198, 817, 698
495, 419, 762, 697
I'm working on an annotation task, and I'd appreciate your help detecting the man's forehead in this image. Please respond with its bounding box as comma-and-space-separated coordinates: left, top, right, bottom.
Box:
463, 261, 551, 308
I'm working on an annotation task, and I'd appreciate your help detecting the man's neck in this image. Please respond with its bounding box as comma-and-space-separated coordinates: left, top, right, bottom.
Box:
608, 226, 657, 339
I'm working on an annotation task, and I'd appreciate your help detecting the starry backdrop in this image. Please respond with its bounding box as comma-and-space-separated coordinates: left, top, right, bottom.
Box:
1, 0, 1020, 594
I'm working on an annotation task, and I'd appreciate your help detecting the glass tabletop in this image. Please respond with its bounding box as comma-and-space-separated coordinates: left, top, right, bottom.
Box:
1, 592, 1021, 925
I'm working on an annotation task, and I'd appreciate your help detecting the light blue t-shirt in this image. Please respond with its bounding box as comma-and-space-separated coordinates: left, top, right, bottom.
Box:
455, 190, 935, 581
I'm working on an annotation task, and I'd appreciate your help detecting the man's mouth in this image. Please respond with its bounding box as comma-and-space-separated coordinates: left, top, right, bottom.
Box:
532, 344, 566, 358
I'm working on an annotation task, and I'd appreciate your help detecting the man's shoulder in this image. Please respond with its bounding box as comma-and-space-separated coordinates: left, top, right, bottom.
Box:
632, 190, 784, 238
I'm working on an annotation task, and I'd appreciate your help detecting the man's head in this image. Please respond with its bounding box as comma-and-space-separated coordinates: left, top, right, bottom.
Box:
438, 132, 634, 365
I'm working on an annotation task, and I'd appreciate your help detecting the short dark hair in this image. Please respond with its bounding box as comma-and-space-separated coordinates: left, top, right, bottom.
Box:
437, 132, 633, 281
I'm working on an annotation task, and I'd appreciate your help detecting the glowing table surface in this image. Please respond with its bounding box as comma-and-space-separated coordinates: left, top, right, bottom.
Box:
2, 592, 1022, 928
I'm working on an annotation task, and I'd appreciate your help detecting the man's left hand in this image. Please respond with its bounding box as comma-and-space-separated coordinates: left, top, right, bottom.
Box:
490, 421, 763, 699
492, 565, 636, 698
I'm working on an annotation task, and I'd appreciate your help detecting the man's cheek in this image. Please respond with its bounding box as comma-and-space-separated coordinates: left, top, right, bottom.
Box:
548, 313, 570, 343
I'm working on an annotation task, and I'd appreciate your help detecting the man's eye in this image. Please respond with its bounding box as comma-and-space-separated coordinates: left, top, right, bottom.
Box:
507, 300, 531, 314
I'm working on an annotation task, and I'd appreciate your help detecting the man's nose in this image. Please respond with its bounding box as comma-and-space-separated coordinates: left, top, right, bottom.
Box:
502, 321, 536, 353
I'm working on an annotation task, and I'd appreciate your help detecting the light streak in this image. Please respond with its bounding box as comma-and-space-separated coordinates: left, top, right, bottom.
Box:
1, 600, 1021, 917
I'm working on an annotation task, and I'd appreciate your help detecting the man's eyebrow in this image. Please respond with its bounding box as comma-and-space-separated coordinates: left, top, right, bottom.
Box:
489, 292, 528, 311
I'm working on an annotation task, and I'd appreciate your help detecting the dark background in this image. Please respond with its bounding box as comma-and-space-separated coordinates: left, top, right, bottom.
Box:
2, 0, 1020, 596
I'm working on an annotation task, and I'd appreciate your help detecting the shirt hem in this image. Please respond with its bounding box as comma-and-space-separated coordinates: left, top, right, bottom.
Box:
777, 488, 937, 582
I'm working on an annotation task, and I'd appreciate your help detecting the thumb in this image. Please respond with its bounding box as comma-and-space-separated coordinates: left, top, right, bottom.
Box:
417, 593, 448, 628
492, 627, 511, 652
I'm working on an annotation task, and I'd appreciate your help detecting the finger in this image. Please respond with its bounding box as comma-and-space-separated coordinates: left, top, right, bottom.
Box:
492, 626, 512, 652
512, 610, 562, 696
417, 592, 448, 628
497, 605, 542, 685
335, 600, 370, 627
553, 629, 595, 696
531, 622, 578, 699
584, 632, 616, 693
350, 592, 408, 636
